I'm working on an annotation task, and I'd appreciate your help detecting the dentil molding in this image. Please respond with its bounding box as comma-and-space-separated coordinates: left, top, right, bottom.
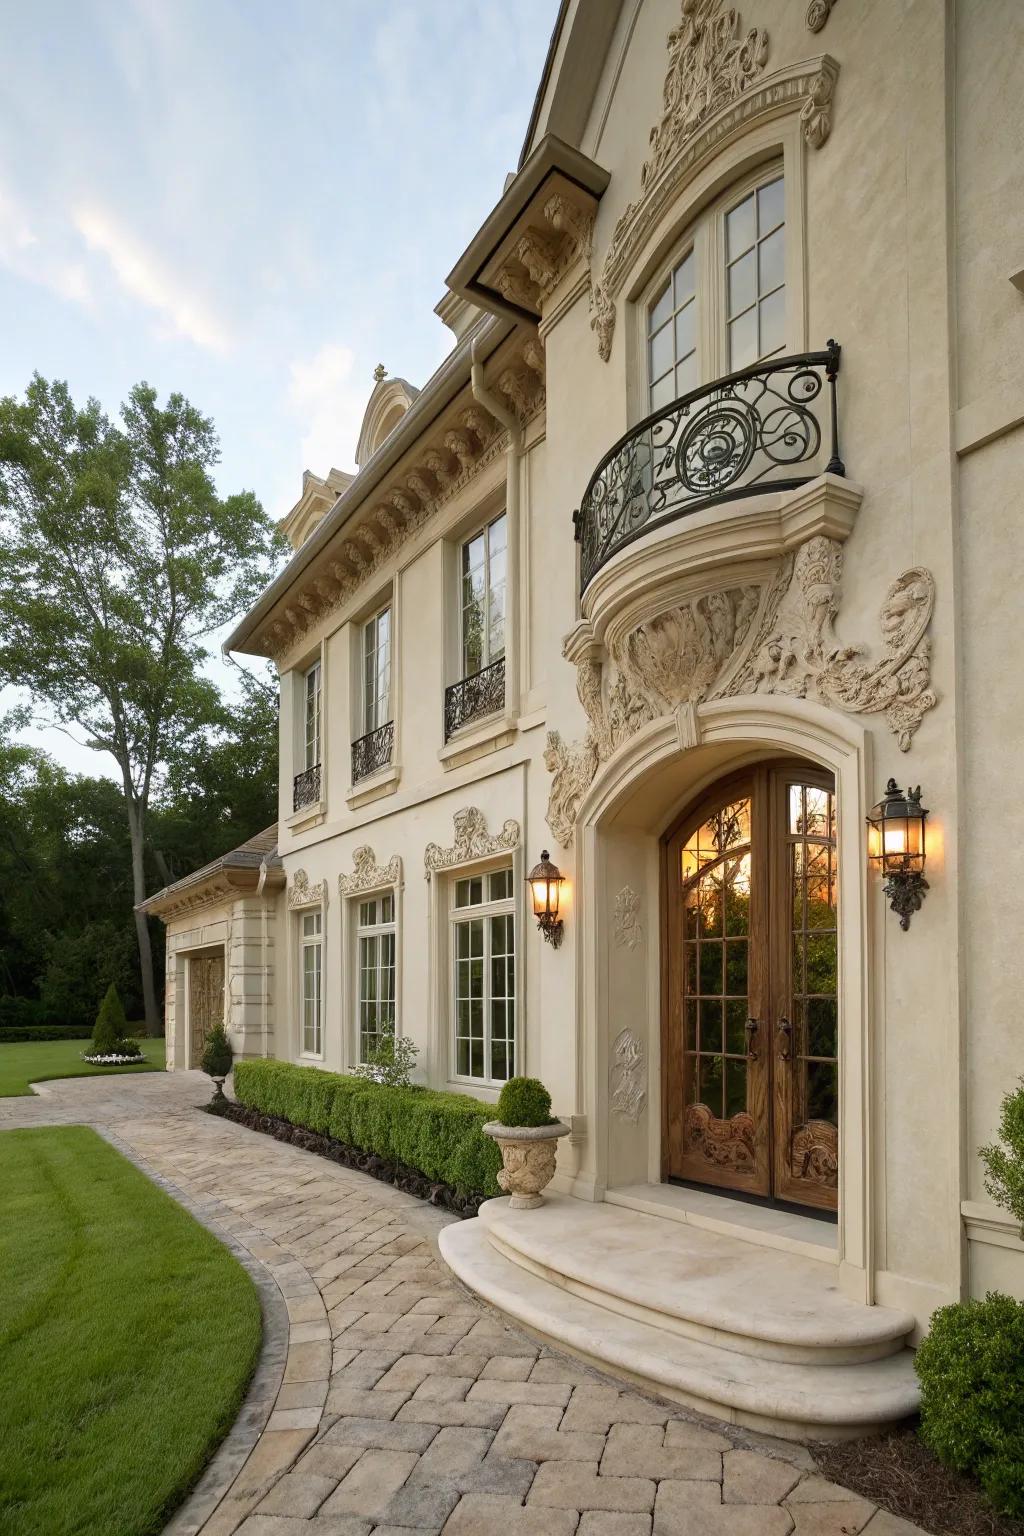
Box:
545, 534, 937, 848
588, 0, 839, 360
338, 845, 402, 897
424, 807, 521, 877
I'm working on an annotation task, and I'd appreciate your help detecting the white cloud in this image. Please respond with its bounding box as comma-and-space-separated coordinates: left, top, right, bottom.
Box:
0, 181, 93, 309
74, 203, 231, 353
285, 342, 370, 486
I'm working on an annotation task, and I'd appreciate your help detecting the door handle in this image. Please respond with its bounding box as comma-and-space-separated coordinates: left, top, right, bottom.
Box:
777, 1016, 793, 1062
745, 1018, 759, 1061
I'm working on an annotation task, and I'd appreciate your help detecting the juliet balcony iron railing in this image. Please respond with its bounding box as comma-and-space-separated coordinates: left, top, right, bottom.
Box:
444, 656, 505, 741
573, 342, 844, 594
292, 763, 321, 812
351, 720, 394, 783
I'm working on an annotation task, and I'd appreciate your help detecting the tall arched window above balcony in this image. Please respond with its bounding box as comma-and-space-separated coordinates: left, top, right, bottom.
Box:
642, 166, 788, 414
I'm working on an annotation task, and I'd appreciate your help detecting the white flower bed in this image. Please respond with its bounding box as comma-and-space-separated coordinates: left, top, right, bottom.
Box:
81, 1051, 148, 1065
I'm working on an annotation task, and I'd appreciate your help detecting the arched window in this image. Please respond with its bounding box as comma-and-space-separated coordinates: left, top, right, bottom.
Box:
644, 168, 787, 414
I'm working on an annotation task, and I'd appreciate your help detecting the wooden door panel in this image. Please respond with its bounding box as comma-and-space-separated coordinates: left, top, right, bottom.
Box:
189, 952, 225, 1066
666, 774, 770, 1196
664, 763, 838, 1213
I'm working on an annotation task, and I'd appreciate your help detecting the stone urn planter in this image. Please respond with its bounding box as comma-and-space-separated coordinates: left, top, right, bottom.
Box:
483, 1119, 571, 1209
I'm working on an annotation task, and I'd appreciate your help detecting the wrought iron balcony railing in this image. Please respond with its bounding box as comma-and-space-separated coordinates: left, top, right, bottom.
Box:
444, 656, 505, 740
574, 342, 844, 594
293, 762, 321, 812
351, 720, 394, 783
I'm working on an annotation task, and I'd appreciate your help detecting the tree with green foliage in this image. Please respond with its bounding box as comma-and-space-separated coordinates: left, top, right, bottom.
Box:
0, 376, 284, 1032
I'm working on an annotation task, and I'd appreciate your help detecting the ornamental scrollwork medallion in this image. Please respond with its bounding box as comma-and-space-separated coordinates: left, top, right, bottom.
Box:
544, 538, 937, 847
614, 887, 643, 952
424, 807, 521, 877
287, 869, 328, 909
339, 846, 402, 898
610, 1028, 648, 1123
806, 0, 838, 33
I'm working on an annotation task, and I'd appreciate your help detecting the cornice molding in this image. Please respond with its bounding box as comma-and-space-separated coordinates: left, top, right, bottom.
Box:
259, 339, 545, 666
424, 807, 521, 878
338, 845, 402, 897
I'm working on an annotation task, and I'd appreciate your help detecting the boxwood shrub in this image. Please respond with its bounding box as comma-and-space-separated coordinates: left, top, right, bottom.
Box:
915, 1291, 1024, 1516
233, 1059, 503, 1199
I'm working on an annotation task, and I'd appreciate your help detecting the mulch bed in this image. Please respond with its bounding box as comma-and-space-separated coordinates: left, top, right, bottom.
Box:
203, 1098, 485, 1219
813, 1428, 1024, 1536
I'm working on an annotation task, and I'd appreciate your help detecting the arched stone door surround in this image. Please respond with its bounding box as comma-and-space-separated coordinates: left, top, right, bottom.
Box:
571, 693, 876, 1306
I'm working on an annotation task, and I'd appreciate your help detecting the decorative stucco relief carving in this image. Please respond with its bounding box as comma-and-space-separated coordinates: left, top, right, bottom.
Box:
588, 0, 839, 360
287, 869, 327, 909
805, 0, 838, 33
338, 846, 402, 898
614, 886, 643, 951
424, 807, 521, 877
723, 537, 937, 751
544, 540, 937, 846
610, 1028, 648, 1122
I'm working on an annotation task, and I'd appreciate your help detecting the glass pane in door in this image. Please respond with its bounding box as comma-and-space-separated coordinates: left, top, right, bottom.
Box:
786, 783, 839, 1190
680, 798, 756, 1175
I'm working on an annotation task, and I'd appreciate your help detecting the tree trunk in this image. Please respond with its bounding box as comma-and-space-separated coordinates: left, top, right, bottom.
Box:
127, 798, 161, 1036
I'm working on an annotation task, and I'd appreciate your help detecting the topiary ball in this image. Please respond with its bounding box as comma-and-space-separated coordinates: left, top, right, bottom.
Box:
915, 1291, 1024, 1517
496, 1076, 554, 1129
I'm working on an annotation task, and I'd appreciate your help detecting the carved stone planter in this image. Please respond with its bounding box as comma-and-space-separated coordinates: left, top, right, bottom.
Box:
483, 1120, 571, 1210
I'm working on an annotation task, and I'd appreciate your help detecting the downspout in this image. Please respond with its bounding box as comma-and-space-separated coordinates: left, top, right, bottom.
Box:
471, 336, 524, 719
257, 858, 270, 1059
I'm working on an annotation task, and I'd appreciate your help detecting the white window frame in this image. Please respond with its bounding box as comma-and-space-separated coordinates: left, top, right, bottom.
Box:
304, 659, 322, 771
361, 605, 392, 737
299, 908, 323, 1059
637, 161, 790, 414
459, 512, 507, 681
355, 892, 397, 1062
449, 864, 517, 1085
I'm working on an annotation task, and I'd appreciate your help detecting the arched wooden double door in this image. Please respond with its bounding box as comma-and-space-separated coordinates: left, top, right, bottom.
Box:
663, 761, 839, 1213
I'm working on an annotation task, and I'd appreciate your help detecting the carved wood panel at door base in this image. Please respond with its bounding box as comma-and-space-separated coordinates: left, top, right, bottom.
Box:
791, 1119, 839, 1187
683, 1103, 757, 1173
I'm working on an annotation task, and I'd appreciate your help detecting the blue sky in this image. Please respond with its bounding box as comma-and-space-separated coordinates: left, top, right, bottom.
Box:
0, 0, 559, 776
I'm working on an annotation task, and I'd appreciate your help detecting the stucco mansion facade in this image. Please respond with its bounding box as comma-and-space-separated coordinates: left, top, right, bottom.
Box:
144, 0, 1024, 1437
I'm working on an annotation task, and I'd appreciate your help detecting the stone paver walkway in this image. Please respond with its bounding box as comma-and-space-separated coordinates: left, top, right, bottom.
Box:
0, 1072, 928, 1536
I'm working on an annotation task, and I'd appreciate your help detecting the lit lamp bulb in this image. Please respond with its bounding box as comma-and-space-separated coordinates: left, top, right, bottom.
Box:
526, 851, 565, 948
866, 779, 928, 929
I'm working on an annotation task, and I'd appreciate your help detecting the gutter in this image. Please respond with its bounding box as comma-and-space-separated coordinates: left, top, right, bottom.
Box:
224, 309, 513, 656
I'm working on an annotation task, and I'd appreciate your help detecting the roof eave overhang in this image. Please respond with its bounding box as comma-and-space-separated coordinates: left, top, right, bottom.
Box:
445, 135, 610, 324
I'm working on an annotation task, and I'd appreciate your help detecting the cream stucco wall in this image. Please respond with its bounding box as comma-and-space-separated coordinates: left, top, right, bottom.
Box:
199, 0, 1024, 1333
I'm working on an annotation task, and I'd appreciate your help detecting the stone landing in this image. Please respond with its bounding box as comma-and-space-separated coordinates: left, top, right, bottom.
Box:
440, 1196, 919, 1441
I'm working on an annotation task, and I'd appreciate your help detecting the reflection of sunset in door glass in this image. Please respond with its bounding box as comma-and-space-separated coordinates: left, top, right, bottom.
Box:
681, 798, 753, 1120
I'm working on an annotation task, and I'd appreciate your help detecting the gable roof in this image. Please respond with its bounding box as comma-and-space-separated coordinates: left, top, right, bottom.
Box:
139, 825, 283, 918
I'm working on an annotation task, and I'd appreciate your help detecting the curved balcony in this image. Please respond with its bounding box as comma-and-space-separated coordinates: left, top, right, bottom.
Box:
574, 343, 844, 594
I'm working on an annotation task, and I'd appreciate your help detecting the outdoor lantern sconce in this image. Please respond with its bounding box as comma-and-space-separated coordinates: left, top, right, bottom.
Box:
867, 779, 929, 930
527, 851, 565, 949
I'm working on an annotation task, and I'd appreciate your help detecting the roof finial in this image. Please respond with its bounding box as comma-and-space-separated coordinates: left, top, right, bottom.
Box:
373, 362, 387, 384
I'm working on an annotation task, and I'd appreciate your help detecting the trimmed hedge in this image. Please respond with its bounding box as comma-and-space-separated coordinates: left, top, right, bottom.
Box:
0, 997, 62, 1031
0, 1025, 92, 1043
233, 1059, 503, 1199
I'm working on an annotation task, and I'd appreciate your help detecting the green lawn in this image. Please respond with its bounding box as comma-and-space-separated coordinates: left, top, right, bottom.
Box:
0, 1036, 166, 1097
0, 1126, 261, 1536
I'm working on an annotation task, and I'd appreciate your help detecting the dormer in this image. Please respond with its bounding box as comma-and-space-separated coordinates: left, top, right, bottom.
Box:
278, 466, 354, 551
355, 368, 420, 469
